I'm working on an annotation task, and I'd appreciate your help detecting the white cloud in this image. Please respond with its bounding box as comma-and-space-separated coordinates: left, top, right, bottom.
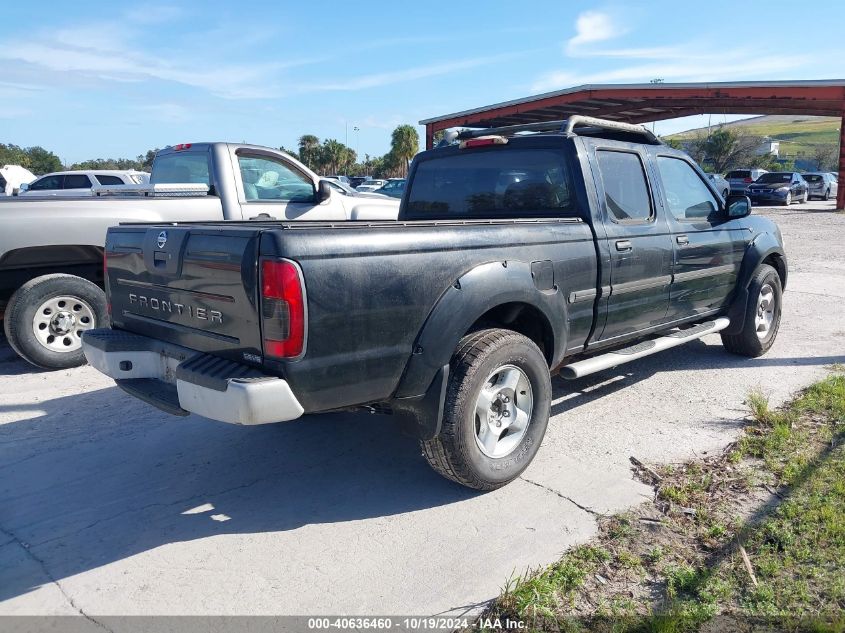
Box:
567, 10, 627, 53
298, 53, 523, 92
0, 22, 317, 100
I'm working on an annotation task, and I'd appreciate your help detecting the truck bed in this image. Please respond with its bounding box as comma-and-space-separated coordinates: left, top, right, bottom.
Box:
105, 217, 597, 412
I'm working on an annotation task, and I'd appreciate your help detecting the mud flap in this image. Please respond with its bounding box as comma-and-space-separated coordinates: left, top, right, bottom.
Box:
392, 364, 449, 440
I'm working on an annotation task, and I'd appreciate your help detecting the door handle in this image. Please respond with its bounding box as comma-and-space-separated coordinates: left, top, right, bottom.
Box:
676, 235, 689, 246
615, 240, 632, 252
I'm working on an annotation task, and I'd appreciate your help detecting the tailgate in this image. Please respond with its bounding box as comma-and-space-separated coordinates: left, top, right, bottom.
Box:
106, 225, 263, 364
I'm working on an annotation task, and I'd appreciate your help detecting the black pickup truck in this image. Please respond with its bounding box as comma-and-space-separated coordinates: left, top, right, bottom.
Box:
82, 116, 787, 490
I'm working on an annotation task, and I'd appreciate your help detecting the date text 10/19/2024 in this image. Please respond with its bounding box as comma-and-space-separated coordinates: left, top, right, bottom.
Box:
306, 617, 526, 630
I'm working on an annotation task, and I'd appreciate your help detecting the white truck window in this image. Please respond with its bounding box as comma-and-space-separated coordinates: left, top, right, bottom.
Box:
238, 155, 314, 202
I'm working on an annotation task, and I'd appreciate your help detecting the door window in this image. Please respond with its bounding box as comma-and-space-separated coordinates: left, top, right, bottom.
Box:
237, 155, 315, 202
28, 175, 64, 191
656, 156, 719, 221
63, 174, 93, 189
596, 150, 652, 222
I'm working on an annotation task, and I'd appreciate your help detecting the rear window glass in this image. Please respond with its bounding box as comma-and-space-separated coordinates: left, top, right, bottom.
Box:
151, 151, 211, 186
726, 170, 751, 179
803, 174, 823, 183
405, 148, 575, 219
756, 173, 792, 183
95, 175, 124, 185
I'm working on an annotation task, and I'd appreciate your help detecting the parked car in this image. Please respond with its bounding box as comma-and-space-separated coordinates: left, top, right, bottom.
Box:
378, 178, 406, 198
801, 172, 838, 200
746, 172, 808, 206
1, 143, 399, 369
82, 116, 786, 491
356, 179, 387, 192
18, 170, 149, 197
348, 176, 371, 189
0, 165, 36, 196
324, 178, 391, 199
726, 168, 768, 194
706, 173, 729, 199
324, 175, 350, 185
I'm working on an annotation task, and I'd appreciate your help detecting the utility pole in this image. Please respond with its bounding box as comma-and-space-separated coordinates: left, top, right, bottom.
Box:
353, 126, 360, 167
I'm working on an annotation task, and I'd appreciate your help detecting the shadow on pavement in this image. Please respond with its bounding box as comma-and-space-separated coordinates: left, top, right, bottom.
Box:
0, 334, 842, 603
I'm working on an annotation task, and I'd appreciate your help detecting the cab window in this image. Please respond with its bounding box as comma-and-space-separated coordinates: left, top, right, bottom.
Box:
237, 155, 315, 202
656, 156, 719, 221
28, 175, 64, 191
596, 150, 652, 223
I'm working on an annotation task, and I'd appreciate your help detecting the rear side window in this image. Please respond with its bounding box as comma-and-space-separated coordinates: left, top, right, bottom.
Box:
405, 148, 575, 219
596, 150, 652, 222
151, 152, 211, 187
726, 170, 751, 179
96, 175, 124, 185
63, 175, 92, 189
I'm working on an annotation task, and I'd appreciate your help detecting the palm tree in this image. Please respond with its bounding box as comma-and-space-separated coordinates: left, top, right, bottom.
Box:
298, 134, 320, 170
320, 139, 346, 175
390, 125, 419, 177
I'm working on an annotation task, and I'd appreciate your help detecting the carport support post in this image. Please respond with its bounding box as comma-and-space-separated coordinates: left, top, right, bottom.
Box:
426, 125, 434, 151
838, 110, 845, 210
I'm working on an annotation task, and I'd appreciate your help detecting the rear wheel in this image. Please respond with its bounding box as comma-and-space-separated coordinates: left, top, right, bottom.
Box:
720, 264, 782, 357
3, 274, 107, 369
823, 188, 830, 201
420, 328, 551, 490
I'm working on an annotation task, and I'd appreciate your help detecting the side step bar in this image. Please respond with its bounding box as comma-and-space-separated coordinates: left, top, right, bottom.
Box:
560, 318, 730, 379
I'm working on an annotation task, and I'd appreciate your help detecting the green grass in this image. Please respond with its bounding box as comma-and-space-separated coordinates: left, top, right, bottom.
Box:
667, 115, 840, 159
481, 371, 845, 632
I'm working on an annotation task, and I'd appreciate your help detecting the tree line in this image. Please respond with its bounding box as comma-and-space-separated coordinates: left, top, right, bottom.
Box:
289, 124, 419, 178
665, 127, 839, 173
2, 124, 420, 178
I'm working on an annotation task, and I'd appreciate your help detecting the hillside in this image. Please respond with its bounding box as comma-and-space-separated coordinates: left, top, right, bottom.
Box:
667, 115, 840, 158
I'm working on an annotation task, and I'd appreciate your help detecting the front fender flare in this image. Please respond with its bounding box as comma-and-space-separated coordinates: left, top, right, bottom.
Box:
724, 233, 787, 335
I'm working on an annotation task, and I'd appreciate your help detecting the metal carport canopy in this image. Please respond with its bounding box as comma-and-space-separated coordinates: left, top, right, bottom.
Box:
420, 80, 845, 208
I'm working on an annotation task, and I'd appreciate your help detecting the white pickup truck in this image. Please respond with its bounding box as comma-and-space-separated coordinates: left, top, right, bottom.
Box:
0, 142, 399, 369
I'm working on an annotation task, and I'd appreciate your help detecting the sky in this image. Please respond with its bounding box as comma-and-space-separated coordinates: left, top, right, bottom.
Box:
1, 0, 843, 165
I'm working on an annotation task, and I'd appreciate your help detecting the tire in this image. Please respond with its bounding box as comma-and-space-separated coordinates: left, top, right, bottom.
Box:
823, 188, 830, 201
3, 274, 107, 369
783, 192, 792, 206
420, 328, 552, 490
802, 190, 808, 203
720, 264, 782, 358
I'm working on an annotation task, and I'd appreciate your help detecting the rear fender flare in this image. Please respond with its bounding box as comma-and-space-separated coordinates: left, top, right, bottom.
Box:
724, 233, 787, 335
394, 260, 567, 400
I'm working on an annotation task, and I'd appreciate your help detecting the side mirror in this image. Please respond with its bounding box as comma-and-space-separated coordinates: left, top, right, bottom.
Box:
726, 194, 751, 218
317, 180, 332, 203
18, 183, 28, 193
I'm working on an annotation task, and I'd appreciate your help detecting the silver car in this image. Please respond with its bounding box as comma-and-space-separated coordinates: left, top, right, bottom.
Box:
706, 173, 730, 199
802, 172, 838, 200
725, 168, 769, 194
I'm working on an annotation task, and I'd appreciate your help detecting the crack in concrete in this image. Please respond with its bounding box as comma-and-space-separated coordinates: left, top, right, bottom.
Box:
0, 525, 113, 632
519, 476, 605, 517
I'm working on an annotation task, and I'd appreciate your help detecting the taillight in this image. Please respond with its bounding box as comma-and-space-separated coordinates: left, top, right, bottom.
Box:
459, 136, 508, 149
744, 177, 753, 183
261, 259, 305, 359
173, 143, 192, 151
